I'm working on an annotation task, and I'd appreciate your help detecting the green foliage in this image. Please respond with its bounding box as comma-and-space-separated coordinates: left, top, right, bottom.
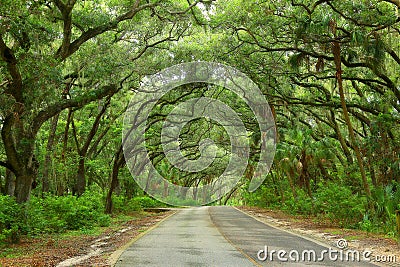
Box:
26, 192, 111, 234
0, 191, 113, 243
0, 196, 24, 243
283, 189, 314, 215
358, 214, 373, 232
242, 179, 400, 235
1, 0, 400, 244
245, 181, 367, 228
135, 196, 163, 208
361, 182, 400, 234
112, 195, 142, 213
241, 178, 288, 208
313, 182, 365, 227
112, 195, 165, 213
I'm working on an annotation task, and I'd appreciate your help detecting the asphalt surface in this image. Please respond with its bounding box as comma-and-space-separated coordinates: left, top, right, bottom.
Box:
115, 206, 378, 267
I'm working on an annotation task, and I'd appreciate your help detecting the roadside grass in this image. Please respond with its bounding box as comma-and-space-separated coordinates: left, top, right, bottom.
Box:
0, 247, 25, 258
0, 211, 153, 260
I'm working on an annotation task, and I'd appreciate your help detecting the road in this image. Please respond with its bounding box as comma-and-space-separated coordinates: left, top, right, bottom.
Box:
115, 206, 377, 267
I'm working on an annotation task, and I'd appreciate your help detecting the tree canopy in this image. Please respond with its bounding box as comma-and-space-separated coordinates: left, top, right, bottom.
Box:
0, 0, 399, 241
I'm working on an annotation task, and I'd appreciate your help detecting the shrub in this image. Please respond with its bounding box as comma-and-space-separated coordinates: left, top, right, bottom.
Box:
280, 183, 365, 227
313, 182, 365, 227
26, 192, 110, 235
364, 182, 400, 234
112, 195, 142, 213
282, 189, 313, 215
241, 183, 280, 208
0, 195, 24, 243
135, 196, 163, 208
112, 195, 165, 213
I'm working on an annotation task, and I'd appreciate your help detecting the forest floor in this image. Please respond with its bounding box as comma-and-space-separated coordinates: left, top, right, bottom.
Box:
0, 210, 175, 267
238, 206, 400, 266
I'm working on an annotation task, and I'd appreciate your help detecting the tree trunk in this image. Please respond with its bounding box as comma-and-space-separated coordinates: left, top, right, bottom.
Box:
62, 109, 72, 193
105, 158, 120, 214
5, 169, 15, 196
105, 145, 125, 214
163, 180, 169, 198
144, 169, 152, 193
299, 150, 312, 197
72, 98, 110, 196
331, 29, 371, 197
223, 183, 241, 205
1, 114, 39, 203
330, 110, 353, 164
75, 157, 86, 196
14, 174, 34, 203
42, 114, 59, 194
180, 187, 189, 199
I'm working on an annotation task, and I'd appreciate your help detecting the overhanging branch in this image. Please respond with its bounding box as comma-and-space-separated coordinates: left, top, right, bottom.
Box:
32, 84, 120, 135
56, 1, 157, 60
0, 160, 15, 173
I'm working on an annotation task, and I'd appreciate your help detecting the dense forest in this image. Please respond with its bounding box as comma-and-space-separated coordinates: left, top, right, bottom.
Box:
0, 0, 399, 243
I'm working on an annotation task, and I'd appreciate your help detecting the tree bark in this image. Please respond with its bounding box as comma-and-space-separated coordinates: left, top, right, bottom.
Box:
5, 169, 15, 196
105, 145, 125, 214
330, 110, 353, 164
14, 175, 33, 203
62, 109, 73, 195
42, 114, 59, 194
74, 157, 86, 196
331, 25, 371, 197
72, 98, 110, 196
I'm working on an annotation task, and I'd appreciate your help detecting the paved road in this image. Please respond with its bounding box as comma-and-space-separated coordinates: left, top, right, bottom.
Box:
115, 206, 377, 267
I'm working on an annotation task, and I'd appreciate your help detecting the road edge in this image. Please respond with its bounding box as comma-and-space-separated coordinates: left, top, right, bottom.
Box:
208, 207, 262, 267
234, 206, 382, 267
233, 206, 334, 249
108, 210, 179, 266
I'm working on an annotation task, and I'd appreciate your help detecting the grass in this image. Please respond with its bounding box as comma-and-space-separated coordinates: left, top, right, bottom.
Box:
58, 211, 148, 239
325, 229, 343, 235
0, 247, 25, 258
345, 235, 365, 241
0, 210, 161, 266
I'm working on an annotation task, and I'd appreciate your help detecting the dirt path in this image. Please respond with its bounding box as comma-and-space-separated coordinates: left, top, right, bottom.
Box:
0, 210, 174, 267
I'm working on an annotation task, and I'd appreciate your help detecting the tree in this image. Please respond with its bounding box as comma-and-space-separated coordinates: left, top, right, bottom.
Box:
207, 0, 399, 196
0, 0, 207, 203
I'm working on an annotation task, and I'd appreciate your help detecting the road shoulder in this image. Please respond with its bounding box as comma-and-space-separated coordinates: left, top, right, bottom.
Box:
237, 206, 399, 267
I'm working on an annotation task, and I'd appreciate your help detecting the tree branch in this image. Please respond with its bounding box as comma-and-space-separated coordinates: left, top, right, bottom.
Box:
386, 46, 400, 65
32, 84, 120, 135
0, 35, 23, 104
341, 57, 400, 103
1, 115, 21, 173
291, 0, 312, 16
81, 97, 111, 155
53, 0, 77, 59
56, 1, 156, 60
326, 2, 379, 28
0, 160, 15, 173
